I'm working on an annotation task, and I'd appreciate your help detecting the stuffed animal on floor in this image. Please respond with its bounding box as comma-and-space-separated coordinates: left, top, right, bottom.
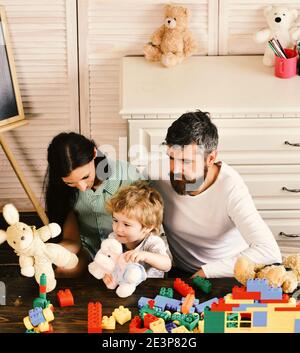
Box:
234, 254, 300, 293
143, 4, 198, 67
0, 204, 78, 292
254, 5, 300, 66
88, 238, 147, 298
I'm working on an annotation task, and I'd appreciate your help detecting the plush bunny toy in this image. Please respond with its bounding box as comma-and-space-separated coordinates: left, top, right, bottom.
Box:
88, 238, 147, 298
0, 204, 78, 292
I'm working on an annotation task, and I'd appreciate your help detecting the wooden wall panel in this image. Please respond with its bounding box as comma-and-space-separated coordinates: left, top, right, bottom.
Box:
0, 0, 79, 211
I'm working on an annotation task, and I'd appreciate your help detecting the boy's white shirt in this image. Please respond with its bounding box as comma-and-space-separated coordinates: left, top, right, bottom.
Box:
108, 232, 172, 278
151, 161, 282, 278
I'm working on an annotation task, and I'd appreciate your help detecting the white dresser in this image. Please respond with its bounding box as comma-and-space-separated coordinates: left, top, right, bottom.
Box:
120, 56, 300, 256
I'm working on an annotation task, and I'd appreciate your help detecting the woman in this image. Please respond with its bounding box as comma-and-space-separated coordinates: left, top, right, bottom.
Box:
44, 132, 142, 277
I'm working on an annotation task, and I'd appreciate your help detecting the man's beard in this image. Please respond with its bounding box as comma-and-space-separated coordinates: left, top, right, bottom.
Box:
170, 166, 208, 195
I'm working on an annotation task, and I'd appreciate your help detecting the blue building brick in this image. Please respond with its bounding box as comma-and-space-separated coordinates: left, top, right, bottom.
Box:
253, 312, 267, 327
194, 297, 219, 313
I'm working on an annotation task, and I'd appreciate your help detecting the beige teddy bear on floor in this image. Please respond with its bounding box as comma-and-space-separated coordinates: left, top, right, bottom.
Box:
0, 204, 78, 292
234, 255, 300, 293
143, 4, 199, 67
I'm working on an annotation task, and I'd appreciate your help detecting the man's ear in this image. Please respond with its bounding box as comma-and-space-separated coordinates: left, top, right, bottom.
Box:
207, 150, 218, 167
0, 230, 7, 245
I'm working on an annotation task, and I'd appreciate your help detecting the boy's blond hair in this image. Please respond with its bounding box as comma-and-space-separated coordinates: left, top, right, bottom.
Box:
106, 181, 163, 235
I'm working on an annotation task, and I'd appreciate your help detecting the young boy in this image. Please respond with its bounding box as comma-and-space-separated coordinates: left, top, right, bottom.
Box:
106, 180, 172, 278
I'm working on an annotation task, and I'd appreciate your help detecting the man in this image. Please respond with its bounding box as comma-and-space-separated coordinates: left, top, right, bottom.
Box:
152, 110, 282, 278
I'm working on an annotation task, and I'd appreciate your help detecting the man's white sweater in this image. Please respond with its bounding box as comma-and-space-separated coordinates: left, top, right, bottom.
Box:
153, 162, 282, 277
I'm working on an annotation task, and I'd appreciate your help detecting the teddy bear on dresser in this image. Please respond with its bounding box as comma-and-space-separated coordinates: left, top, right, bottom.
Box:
254, 5, 300, 66
143, 4, 199, 67
0, 204, 78, 292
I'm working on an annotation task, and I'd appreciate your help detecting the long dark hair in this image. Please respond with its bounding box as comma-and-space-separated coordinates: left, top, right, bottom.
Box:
44, 132, 97, 227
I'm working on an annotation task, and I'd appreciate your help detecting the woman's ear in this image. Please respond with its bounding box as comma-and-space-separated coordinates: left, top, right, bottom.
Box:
93, 147, 97, 159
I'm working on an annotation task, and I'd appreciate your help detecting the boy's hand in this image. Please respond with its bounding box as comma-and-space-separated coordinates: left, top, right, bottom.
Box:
103, 274, 113, 286
124, 250, 148, 264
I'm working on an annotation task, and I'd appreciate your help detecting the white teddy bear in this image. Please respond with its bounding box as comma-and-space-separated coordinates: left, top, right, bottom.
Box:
0, 204, 78, 292
254, 5, 300, 66
88, 238, 147, 298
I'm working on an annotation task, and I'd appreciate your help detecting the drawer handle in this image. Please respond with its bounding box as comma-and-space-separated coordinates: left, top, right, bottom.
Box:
284, 141, 300, 147
279, 232, 300, 238
282, 187, 300, 193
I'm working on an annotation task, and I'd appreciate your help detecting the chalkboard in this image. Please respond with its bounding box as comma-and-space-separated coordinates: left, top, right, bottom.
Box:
0, 7, 25, 130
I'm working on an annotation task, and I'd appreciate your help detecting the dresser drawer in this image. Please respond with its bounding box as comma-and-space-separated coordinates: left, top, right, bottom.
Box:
260, 210, 300, 256
235, 165, 300, 210
215, 118, 300, 165
260, 210, 300, 240
128, 118, 300, 165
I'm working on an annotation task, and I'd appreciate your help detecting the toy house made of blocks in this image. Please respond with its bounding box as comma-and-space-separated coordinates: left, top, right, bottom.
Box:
204, 279, 300, 333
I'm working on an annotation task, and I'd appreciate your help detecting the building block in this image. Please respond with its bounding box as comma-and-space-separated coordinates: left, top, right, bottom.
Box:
57, 289, 74, 307
260, 294, 289, 303
23, 306, 54, 332
112, 305, 131, 325
232, 286, 261, 300
102, 315, 116, 330
181, 313, 200, 331
181, 293, 195, 314
246, 279, 269, 292
203, 308, 225, 333
139, 304, 171, 321
144, 313, 159, 329
129, 316, 148, 333
149, 318, 167, 333
180, 296, 199, 308
165, 322, 177, 333
174, 278, 195, 297
148, 299, 155, 309
193, 319, 204, 333
159, 287, 174, 298
33, 273, 51, 309
211, 298, 240, 312
192, 276, 212, 294
194, 297, 219, 313
261, 287, 282, 300
138, 297, 152, 309
88, 302, 102, 333
253, 312, 267, 327
0, 281, 6, 305
294, 319, 300, 333
153, 295, 181, 311
171, 325, 191, 333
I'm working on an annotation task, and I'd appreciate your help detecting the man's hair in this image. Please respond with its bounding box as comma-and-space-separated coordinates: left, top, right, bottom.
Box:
165, 110, 218, 154
106, 181, 163, 235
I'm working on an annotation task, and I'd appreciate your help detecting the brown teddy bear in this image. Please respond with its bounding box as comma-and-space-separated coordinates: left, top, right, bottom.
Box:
234, 255, 300, 294
143, 4, 198, 67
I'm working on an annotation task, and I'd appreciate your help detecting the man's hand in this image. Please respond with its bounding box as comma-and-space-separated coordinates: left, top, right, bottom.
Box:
124, 250, 148, 263
191, 267, 206, 279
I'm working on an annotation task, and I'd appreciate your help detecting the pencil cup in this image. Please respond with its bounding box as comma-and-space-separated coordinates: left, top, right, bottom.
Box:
274, 48, 298, 79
